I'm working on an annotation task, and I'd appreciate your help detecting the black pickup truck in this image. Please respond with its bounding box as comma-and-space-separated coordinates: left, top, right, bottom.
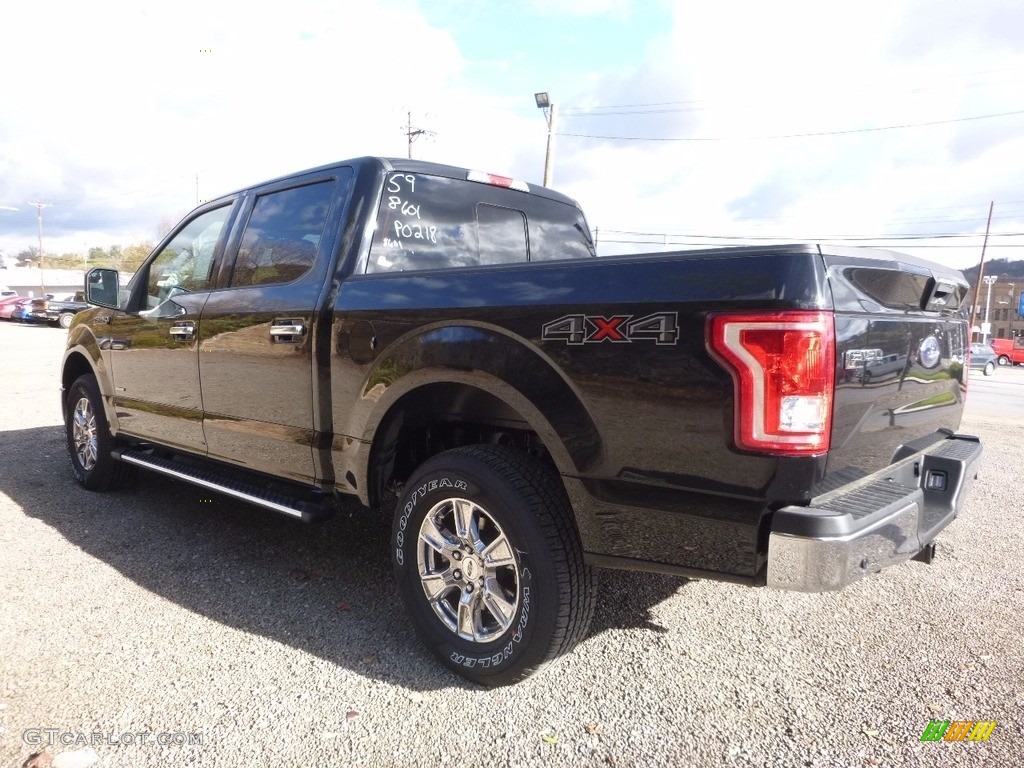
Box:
46, 291, 90, 328
63, 156, 982, 685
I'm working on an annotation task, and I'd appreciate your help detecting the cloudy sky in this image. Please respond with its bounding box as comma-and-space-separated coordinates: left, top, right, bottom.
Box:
1, 0, 1022, 270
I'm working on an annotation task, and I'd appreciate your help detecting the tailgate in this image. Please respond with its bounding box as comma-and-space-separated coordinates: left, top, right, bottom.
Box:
822, 247, 970, 480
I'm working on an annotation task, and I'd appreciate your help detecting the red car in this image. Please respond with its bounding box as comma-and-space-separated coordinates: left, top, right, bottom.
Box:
0, 295, 27, 320
990, 338, 1024, 366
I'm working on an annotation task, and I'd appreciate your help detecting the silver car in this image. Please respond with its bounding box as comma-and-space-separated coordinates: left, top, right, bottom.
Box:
970, 342, 997, 376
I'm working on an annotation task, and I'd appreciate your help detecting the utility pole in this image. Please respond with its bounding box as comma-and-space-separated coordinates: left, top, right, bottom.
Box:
404, 111, 434, 159
28, 200, 52, 297
968, 201, 994, 342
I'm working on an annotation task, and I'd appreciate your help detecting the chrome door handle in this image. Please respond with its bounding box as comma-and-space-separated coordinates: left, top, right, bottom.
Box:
169, 322, 196, 341
270, 321, 306, 342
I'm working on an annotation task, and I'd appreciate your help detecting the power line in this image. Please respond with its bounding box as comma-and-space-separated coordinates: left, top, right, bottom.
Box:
597, 238, 1023, 250
558, 109, 1024, 142
560, 68, 1024, 116
597, 230, 1024, 242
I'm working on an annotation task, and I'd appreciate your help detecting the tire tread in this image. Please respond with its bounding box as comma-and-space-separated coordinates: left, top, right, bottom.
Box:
66, 374, 134, 491
435, 445, 596, 683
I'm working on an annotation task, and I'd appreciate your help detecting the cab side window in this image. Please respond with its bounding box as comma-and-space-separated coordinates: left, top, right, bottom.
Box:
144, 205, 233, 310
230, 181, 335, 287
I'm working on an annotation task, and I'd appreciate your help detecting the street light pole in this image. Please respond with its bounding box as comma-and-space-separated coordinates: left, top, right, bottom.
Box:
534, 92, 557, 187
982, 275, 998, 343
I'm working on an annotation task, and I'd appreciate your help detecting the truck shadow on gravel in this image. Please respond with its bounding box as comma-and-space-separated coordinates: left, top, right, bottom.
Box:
3, 425, 689, 690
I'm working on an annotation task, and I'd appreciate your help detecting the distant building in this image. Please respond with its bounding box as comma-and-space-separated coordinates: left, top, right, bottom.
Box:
0, 268, 86, 298
965, 280, 1022, 342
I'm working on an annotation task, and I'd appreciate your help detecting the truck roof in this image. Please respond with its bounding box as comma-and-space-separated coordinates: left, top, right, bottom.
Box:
215, 156, 584, 210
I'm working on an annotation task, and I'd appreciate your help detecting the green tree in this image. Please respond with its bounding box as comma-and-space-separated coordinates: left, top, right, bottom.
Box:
16, 247, 41, 267
87, 246, 109, 266
122, 242, 154, 273
52, 252, 84, 268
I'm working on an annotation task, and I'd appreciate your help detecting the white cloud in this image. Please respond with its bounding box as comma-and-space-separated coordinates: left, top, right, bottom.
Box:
547, 0, 1024, 267
1, 0, 1021, 271
0, 0, 469, 253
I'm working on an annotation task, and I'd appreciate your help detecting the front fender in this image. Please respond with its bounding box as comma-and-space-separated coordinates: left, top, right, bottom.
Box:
62, 318, 118, 433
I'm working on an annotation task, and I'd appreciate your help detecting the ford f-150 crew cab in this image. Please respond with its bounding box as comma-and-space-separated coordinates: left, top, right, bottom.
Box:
62, 156, 982, 685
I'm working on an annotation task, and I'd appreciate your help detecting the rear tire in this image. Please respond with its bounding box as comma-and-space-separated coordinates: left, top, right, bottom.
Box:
392, 445, 595, 686
998, 355, 1010, 366
65, 374, 133, 491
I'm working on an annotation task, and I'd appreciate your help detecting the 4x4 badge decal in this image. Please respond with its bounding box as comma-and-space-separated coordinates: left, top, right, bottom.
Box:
542, 312, 679, 345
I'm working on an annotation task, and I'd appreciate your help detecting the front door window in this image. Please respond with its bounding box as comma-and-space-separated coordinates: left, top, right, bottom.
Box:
142, 206, 232, 314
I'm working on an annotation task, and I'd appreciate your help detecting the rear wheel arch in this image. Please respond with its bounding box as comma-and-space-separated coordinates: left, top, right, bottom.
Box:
364, 378, 576, 511
342, 325, 603, 501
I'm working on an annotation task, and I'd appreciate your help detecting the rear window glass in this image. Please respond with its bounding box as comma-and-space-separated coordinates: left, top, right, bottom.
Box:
367, 172, 594, 274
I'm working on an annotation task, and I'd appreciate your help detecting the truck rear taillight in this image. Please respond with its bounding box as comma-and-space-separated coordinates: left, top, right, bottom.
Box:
707, 311, 835, 455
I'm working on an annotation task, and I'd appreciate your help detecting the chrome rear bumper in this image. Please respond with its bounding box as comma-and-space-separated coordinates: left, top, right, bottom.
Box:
767, 434, 982, 592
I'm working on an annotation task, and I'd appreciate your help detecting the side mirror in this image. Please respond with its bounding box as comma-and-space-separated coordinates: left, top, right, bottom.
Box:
86, 268, 120, 309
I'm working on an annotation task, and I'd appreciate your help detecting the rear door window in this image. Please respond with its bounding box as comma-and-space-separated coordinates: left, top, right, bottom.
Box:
230, 180, 336, 287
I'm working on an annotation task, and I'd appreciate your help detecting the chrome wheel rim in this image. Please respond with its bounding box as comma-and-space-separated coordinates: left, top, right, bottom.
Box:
72, 396, 98, 471
417, 497, 520, 643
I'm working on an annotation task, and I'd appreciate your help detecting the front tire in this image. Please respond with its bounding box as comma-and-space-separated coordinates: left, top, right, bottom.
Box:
984, 361, 996, 376
58, 312, 74, 329
392, 445, 595, 686
65, 374, 132, 490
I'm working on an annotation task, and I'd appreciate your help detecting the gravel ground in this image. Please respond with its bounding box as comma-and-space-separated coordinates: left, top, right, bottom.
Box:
1, 322, 1021, 768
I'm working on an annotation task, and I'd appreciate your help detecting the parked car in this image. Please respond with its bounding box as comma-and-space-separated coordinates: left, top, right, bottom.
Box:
13, 297, 48, 323
1, 297, 32, 321
990, 337, 1024, 366
0, 295, 24, 317
969, 343, 997, 376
